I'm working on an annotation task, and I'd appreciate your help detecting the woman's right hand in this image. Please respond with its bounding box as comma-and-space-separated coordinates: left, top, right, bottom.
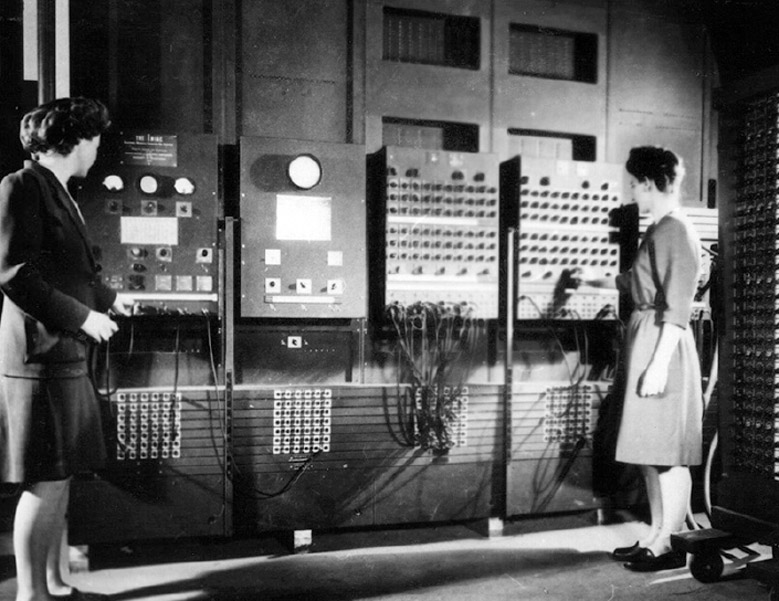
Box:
561, 268, 585, 290
80, 310, 119, 343
563, 267, 617, 290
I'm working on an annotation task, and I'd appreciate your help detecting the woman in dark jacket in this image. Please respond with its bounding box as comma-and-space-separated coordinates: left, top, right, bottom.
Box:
0, 97, 130, 601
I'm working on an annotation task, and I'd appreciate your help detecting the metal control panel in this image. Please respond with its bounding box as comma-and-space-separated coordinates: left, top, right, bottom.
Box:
239, 137, 367, 318
510, 157, 622, 320
77, 132, 220, 314
369, 146, 501, 319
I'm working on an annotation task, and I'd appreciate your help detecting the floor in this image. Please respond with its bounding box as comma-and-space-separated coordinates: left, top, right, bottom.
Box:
0, 513, 773, 601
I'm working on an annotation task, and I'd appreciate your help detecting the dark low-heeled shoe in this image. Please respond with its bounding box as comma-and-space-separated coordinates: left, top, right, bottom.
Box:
611, 541, 643, 561
623, 548, 687, 572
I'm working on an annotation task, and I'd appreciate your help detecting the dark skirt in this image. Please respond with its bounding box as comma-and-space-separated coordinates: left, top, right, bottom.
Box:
0, 369, 107, 483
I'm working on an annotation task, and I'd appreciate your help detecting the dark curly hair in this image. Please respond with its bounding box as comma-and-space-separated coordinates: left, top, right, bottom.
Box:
625, 146, 685, 193
19, 97, 111, 157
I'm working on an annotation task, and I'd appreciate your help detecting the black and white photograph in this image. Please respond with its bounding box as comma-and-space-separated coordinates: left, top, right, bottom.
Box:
0, 1, 777, 599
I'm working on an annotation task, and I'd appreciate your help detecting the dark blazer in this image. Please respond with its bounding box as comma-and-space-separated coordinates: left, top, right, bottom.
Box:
0, 161, 116, 378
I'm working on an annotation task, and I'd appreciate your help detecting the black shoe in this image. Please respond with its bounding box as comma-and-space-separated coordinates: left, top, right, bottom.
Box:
611, 541, 643, 561
623, 548, 686, 572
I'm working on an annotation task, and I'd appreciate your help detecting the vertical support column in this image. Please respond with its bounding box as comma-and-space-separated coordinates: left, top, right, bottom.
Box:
358, 318, 367, 384
223, 217, 235, 385
22, 0, 37, 84
53, 0, 68, 98
35, 0, 68, 101
36, 0, 54, 102
222, 216, 235, 536
0, 0, 24, 99
501, 227, 516, 529
0, 0, 26, 176
347, 0, 366, 145
211, 0, 237, 144
107, 0, 118, 112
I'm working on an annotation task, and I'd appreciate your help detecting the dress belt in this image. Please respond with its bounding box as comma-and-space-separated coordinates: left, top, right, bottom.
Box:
634, 303, 656, 311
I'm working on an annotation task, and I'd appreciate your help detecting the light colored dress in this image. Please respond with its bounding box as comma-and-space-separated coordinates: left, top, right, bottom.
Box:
615, 209, 703, 466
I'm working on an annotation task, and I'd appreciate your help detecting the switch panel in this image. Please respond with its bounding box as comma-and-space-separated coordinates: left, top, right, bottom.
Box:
369, 146, 501, 319
507, 156, 622, 320
77, 133, 220, 314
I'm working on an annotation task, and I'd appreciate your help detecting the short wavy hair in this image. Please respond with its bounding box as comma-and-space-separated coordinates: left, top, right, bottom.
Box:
625, 146, 686, 193
20, 97, 111, 157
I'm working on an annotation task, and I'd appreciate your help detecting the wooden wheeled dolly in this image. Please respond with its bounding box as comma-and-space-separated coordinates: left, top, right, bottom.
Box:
671, 528, 764, 585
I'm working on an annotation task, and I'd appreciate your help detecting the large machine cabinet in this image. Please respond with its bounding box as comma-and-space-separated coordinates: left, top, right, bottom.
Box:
672, 87, 779, 591
230, 384, 502, 532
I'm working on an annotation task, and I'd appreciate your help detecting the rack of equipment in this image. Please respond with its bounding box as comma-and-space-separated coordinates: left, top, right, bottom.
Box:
672, 90, 779, 591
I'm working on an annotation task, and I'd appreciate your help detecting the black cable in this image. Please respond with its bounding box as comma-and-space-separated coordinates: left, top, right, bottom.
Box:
173, 321, 181, 397
386, 301, 481, 451
202, 310, 229, 478
533, 437, 587, 513
231, 450, 323, 500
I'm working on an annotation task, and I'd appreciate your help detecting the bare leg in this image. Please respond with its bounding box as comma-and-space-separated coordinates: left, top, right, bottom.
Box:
647, 465, 691, 556
14, 480, 69, 601
638, 465, 661, 549
45, 479, 72, 596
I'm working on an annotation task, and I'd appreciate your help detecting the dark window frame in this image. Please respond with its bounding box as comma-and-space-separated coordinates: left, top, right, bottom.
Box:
509, 129, 597, 162
509, 24, 598, 84
383, 6, 481, 71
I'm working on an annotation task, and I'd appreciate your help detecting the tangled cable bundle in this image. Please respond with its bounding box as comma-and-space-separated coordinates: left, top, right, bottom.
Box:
386, 301, 481, 451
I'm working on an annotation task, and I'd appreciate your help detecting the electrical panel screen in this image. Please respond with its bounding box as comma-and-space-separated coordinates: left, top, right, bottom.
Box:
513, 157, 622, 319
239, 137, 367, 319
369, 146, 501, 319
77, 132, 220, 314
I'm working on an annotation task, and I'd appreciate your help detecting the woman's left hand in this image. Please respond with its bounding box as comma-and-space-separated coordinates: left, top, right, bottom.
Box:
638, 361, 669, 397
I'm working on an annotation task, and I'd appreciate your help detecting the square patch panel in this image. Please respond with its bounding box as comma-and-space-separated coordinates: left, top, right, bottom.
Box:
272, 388, 333, 455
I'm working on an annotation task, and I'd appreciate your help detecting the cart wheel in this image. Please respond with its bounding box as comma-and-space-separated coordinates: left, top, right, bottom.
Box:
689, 550, 724, 583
